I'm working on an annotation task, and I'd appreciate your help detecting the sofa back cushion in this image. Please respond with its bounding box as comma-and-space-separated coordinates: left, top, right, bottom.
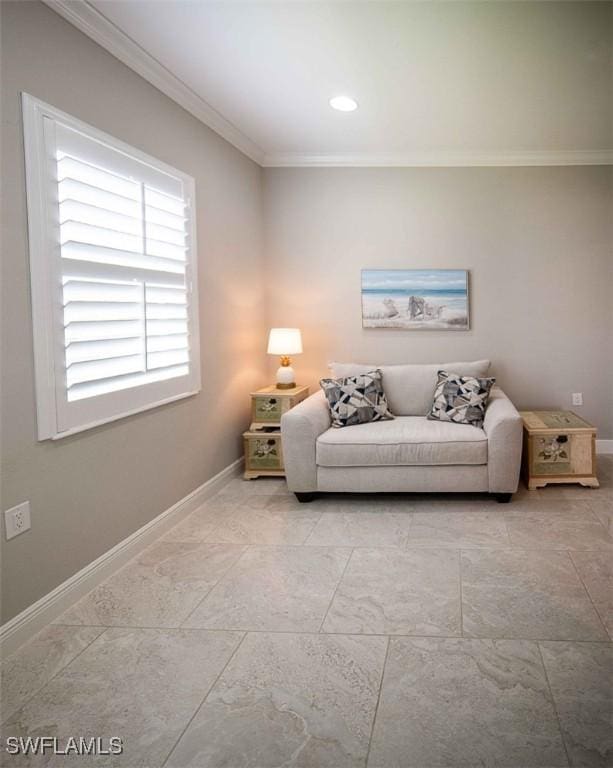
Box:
329, 360, 491, 416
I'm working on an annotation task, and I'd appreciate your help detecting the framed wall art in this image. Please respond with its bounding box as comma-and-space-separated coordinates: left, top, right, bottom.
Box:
361, 269, 470, 330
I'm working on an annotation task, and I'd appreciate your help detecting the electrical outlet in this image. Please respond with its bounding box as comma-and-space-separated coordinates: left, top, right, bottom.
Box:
572, 393, 583, 406
4, 501, 31, 540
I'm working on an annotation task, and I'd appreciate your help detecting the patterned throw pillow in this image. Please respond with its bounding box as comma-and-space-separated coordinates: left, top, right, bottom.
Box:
320, 370, 395, 428
428, 370, 495, 428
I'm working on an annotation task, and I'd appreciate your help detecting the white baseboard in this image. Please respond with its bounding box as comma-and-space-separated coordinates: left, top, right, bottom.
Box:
0, 458, 243, 657
596, 439, 613, 455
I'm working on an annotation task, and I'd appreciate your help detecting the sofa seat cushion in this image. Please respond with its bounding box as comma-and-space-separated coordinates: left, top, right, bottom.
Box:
316, 416, 487, 467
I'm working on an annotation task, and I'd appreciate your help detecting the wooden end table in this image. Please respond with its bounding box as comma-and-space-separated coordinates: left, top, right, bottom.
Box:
520, 410, 599, 490
243, 384, 309, 479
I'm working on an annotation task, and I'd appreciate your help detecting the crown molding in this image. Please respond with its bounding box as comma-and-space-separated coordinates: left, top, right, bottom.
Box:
262, 149, 613, 168
41, 1, 613, 170
42, 0, 265, 165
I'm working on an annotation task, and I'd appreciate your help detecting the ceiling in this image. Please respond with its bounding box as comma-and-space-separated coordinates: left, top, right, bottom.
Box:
49, 1, 612, 166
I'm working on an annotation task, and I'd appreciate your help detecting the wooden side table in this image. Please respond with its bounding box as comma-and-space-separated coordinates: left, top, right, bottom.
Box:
520, 410, 599, 490
244, 384, 309, 479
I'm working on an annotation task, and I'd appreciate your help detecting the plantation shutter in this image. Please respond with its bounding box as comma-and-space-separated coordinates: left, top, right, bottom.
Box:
23, 95, 200, 439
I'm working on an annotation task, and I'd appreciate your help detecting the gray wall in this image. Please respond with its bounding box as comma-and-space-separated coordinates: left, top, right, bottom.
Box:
263, 167, 613, 437
1, 1, 267, 622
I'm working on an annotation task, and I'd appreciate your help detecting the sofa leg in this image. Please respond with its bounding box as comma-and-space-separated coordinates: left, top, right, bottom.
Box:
495, 493, 512, 503
295, 492, 317, 503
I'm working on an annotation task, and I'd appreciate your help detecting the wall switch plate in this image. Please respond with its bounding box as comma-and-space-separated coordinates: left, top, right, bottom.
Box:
572, 393, 583, 406
4, 501, 31, 540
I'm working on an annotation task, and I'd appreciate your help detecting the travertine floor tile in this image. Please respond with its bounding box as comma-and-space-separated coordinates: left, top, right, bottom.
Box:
161, 498, 238, 543
56, 541, 245, 627
570, 551, 613, 639
6, 466, 612, 767
1, 628, 243, 767
166, 632, 387, 768
204, 505, 321, 545
263, 494, 320, 512
462, 549, 608, 640
589, 500, 613, 537
407, 510, 510, 548
512, 483, 546, 501
368, 637, 567, 767
534, 484, 613, 503
402, 495, 501, 511
322, 548, 461, 636
317, 495, 415, 511
1, 625, 104, 724
501, 498, 576, 512
184, 546, 350, 631
540, 641, 613, 768
504, 506, 613, 550
216, 478, 289, 500
305, 511, 413, 547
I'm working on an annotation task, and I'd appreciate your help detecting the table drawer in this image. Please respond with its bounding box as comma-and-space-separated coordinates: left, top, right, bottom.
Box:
244, 433, 284, 472
252, 395, 286, 425
530, 433, 594, 477
251, 388, 309, 427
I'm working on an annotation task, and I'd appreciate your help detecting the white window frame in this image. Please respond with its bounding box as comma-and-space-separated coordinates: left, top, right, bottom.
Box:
22, 93, 201, 440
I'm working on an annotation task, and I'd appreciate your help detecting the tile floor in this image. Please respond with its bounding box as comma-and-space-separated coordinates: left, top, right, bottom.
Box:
1, 457, 612, 767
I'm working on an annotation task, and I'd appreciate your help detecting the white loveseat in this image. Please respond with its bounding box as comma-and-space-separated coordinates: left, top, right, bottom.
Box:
280, 360, 522, 503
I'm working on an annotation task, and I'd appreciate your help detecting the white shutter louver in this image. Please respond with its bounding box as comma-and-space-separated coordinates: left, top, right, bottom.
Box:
23, 95, 200, 439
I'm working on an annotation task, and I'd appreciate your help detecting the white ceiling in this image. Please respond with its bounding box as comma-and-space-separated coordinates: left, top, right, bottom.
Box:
52, 1, 612, 166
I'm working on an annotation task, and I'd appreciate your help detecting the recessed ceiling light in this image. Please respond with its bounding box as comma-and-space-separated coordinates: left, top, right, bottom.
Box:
329, 96, 358, 112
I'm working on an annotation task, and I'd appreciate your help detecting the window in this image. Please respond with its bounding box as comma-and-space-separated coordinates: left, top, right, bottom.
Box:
22, 94, 200, 440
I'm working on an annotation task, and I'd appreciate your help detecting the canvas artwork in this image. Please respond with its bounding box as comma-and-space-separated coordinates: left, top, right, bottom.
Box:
361, 269, 470, 330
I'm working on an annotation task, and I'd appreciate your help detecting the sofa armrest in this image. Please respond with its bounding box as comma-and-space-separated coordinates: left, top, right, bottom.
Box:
280, 390, 331, 492
483, 387, 523, 493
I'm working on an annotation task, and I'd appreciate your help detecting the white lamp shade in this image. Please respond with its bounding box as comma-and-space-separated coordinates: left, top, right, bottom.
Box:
267, 328, 303, 356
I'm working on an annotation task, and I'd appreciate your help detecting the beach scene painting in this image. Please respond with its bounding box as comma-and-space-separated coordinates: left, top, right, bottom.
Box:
361, 269, 470, 330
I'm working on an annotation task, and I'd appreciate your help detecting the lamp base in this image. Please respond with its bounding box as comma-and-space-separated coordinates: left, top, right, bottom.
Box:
275, 364, 295, 389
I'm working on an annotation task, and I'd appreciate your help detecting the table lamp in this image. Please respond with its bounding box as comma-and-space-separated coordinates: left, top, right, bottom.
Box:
267, 328, 302, 389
